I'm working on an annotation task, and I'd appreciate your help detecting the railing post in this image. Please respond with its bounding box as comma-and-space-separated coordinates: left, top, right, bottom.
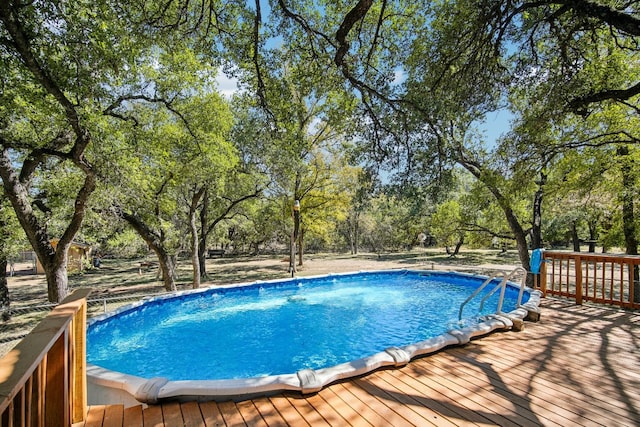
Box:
539, 256, 547, 297
71, 296, 87, 423
575, 255, 583, 305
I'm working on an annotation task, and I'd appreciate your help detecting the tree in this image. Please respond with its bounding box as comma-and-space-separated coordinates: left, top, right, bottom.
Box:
0, 1, 149, 302
430, 200, 466, 256
104, 85, 236, 290
229, 40, 357, 269
195, 171, 265, 279
266, 0, 639, 273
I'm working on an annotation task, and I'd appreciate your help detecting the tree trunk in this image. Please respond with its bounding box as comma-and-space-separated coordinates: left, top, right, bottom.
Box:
198, 188, 209, 279
503, 206, 531, 273
44, 261, 70, 302
198, 186, 262, 278
0, 149, 95, 303
290, 200, 300, 274
571, 221, 581, 252
531, 172, 546, 249
0, 6, 97, 303
450, 235, 464, 257
119, 209, 177, 292
618, 146, 639, 255
458, 160, 531, 272
190, 212, 201, 289
0, 258, 10, 321
350, 233, 355, 255
189, 187, 206, 289
0, 203, 12, 320
298, 227, 304, 267
289, 232, 296, 274
197, 242, 207, 279
156, 252, 177, 292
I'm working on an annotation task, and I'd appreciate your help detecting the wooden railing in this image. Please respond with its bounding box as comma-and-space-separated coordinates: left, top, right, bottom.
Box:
538, 251, 640, 309
0, 289, 91, 427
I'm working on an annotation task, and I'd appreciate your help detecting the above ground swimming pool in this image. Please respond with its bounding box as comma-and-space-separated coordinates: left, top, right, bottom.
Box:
86, 269, 541, 405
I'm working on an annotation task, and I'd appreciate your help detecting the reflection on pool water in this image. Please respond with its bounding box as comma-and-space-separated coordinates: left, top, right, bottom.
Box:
86, 270, 541, 405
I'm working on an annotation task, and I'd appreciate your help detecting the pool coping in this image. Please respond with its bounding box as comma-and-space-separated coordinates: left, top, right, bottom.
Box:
86, 269, 542, 405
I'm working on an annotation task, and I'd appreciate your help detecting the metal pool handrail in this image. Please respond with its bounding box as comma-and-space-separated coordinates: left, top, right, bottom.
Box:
459, 267, 527, 320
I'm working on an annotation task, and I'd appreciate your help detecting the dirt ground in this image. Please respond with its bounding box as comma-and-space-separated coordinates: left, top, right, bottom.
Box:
1, 249, 521, 357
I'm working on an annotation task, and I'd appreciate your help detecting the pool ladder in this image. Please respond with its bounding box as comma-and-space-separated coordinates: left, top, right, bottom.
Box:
458, 267, 527, 321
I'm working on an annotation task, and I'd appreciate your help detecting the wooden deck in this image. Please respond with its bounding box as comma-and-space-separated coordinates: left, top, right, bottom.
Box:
75, 298, 640, 426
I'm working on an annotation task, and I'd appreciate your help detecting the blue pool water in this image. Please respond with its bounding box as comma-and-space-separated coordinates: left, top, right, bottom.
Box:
87, 271, 528, 381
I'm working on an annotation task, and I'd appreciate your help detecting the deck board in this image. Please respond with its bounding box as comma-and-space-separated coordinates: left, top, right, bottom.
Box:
197, 401, 225, 426
123, 405, 143, 427
217, 400, 246, 426
285, 395, 332, 427
179, 401, 204, 427
141, 404, 163, 427
268, 395, 312, 426
83, 405, 106, 427
235, 399, 267, 426
102, 405, 124, 427
252, 397, 289, 426
76, 298, 640, 426
320, 386, 374, 427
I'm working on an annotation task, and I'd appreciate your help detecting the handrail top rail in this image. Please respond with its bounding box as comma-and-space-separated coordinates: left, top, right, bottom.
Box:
0, 288, 91, 412
542, 250, 640, 262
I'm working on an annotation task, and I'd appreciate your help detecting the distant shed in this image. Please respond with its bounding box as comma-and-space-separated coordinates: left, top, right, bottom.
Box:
35, 240, 92, 274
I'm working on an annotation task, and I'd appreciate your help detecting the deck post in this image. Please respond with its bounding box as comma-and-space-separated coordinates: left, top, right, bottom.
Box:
72, 295, 87, 423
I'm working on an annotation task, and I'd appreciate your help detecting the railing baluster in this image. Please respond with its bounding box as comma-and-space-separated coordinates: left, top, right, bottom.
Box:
575, 256, 583, 305
599, 260, 604, 302
619, 261, 624, 305
631, 261, 635, 305
46, 331, 69, 426
608, 261, 613, 304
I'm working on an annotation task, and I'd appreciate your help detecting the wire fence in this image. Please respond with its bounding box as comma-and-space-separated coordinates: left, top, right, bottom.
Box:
0, 292, 172, 348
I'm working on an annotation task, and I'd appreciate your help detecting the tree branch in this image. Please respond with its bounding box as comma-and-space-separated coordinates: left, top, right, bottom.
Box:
0, 2, 82, 137
104, 94, 199, 139
276, 0, 336, 49
557, 0, 640, 36
205, 186, 264, 237
460, 222, 514, 240
568, 81, 640, 114
334, 0, 373, 67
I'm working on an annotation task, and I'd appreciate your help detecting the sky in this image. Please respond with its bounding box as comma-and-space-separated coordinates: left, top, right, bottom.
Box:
216, 71, 239, 98
481, 109, 514, 148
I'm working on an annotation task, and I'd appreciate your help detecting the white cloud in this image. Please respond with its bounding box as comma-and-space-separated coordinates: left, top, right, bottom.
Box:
392, 68, 406, 85
216, 69, 239, 98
